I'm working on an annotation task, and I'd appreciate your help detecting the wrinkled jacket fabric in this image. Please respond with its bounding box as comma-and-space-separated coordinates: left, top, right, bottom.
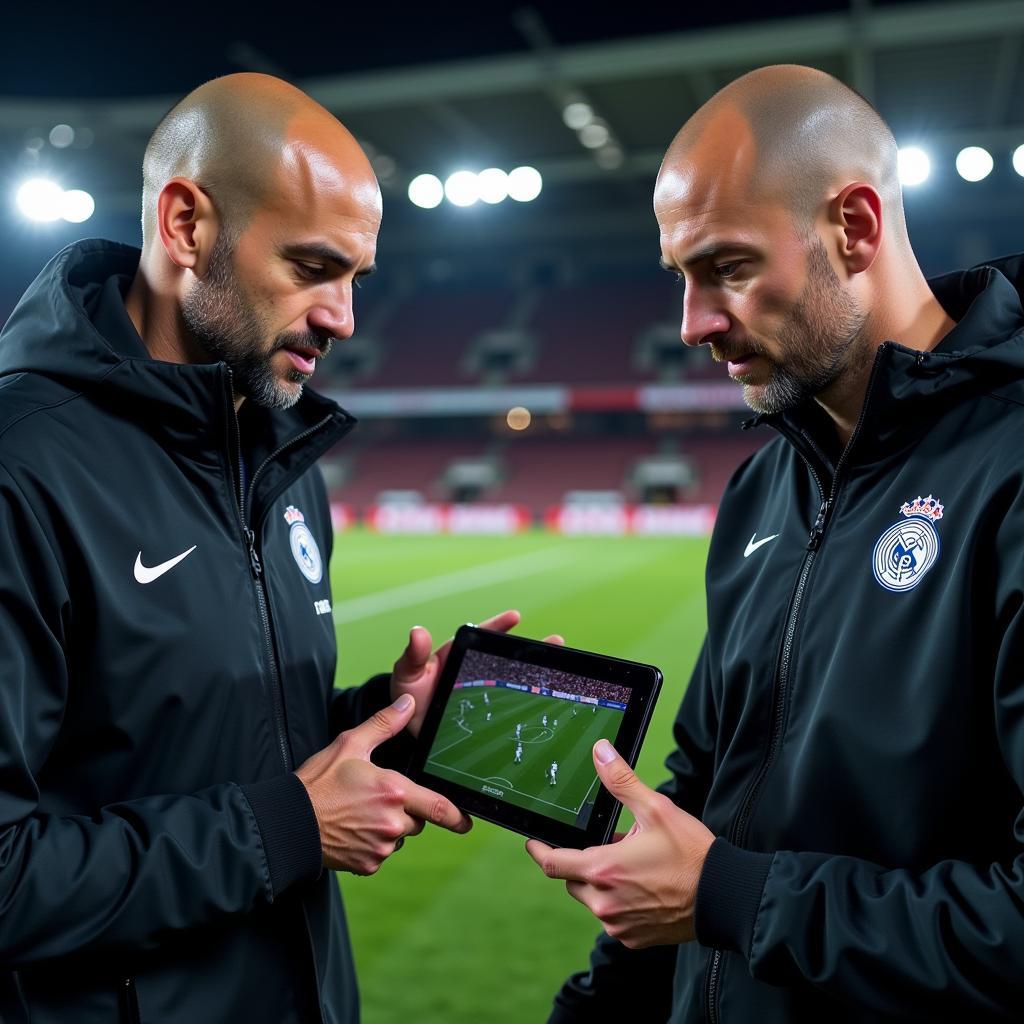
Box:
551, 254, 1024, 1023
0, 239, 389, 1023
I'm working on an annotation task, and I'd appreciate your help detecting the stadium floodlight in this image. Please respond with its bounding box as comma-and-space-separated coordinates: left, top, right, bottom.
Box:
1013, 144, 1024, 178
595, 145, 624, 170
49, 124, 75, 148
16, 178, 64, 222
507, 166, 543, 203
60, 189, 95, 223
897, 147, 931, 187
444, 170, 480, 207
955, 146, 993, 182
578, 122, 610, 149
408, 173, 444, 209
477, 168, 509, 204
562, 102, 593, 130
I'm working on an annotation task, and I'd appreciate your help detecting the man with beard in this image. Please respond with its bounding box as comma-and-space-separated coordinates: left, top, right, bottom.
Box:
0, 73, 526, 1023
529, 65, 1024, 1021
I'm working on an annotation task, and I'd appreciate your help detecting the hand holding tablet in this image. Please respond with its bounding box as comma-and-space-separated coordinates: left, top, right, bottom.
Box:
408, 626, 662, 849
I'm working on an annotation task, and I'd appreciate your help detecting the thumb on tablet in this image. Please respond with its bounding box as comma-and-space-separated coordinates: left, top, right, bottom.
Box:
349, 693, 416, 757
593, 739, 654, 819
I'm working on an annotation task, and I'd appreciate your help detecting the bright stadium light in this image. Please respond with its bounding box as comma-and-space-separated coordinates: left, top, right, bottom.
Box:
562, 101, 593, 130
60, 189, 95, 223
507, 166, 542, 202
955, 146, 993, 182
1013, 144, 1024, 178
16, 178, 64, 222
477, 168, 509, 204
408, 173, 444, 209
49, 124, 75, 148
444, 170, 480, 207
897, 147, 931, 187
579, 122, 610, 149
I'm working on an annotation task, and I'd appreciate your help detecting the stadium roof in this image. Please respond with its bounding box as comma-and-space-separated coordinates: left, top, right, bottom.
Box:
2, 0, 1023, 289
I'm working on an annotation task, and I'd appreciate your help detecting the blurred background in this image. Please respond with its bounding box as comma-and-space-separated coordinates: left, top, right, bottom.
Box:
3, 1, 1023, 1020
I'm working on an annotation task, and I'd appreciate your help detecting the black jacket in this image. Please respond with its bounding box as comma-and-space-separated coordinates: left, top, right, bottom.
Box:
0, 239, 392, 1023
551, 254, 1024, 1023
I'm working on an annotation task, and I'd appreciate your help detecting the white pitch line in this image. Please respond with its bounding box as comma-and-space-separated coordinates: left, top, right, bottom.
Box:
429, 721, 474, 758
579, 773, 601, 809
333, 545, 578, 624
425, 763, 584, 816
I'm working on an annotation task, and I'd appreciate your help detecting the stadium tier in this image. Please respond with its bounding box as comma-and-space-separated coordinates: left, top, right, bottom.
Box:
328, 434, 768, 515
511, 278, 674, 385
356, 283, 516, 387
327, 276, 712, 390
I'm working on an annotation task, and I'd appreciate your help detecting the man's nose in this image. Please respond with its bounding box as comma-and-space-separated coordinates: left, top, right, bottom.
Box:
307, 288, 353, 342
681, 286, 730, 347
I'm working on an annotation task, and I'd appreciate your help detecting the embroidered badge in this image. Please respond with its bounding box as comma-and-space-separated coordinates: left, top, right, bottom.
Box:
283, 505, 323, 585
872, 495, 943, 593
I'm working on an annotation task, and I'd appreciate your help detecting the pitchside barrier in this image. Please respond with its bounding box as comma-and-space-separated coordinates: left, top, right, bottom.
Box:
330, 502, 717, 536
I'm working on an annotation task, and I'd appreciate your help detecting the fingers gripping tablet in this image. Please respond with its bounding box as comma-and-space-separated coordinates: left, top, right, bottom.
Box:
408, 626, 662, 849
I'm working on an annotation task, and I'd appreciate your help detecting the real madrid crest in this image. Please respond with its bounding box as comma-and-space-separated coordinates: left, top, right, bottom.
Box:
871, 494, 943, 593
283, 505, 323, 585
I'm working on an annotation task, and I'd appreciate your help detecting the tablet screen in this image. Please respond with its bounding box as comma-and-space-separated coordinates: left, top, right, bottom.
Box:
422, 648, 631, 830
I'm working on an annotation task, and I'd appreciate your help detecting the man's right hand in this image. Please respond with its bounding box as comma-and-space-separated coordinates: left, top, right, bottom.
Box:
295, 693, 471, 874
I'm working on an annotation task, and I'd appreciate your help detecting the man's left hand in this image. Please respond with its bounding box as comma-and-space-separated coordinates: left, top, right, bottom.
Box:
525, 739, 715, 948
391, 610, 563, 738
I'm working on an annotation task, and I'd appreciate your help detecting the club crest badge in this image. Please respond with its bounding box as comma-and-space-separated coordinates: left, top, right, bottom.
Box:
871, 495, 943, 593
283, 505, 323, 585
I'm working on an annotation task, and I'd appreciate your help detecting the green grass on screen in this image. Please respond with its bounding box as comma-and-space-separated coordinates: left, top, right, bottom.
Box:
331, 528, 708, 1024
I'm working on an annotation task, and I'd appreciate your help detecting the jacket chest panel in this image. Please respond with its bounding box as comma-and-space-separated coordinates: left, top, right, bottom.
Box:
30, 433, 336, 799
727, 449, 1012, 861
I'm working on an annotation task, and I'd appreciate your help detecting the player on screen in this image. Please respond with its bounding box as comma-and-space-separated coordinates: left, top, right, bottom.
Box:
486, 711, 492, 722
549, 762, 558, 786
542, 714, 548, 728
514, 742, 523, 764
483, 692, 490, 706
553, 718, 558, 728
515, 722, 522, 739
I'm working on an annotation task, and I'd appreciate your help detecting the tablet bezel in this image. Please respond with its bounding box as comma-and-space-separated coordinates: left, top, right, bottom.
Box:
408, 625, 662, 849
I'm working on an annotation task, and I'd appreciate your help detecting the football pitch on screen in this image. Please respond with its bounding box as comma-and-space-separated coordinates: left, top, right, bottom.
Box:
330, 528, 709, 1024
427, 687, 623, 827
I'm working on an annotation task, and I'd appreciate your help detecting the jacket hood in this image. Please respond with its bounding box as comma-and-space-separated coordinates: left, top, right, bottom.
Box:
752, 252, 1024, 463
0, 237, 354, 448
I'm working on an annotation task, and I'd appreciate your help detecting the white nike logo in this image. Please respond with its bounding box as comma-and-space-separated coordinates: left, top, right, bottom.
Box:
134, 546, 197, 584
744, 533, 779, 558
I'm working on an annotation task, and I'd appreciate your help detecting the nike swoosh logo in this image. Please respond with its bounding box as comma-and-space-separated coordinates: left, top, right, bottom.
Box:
134, 546, 197, 584
744, 533, 779, 558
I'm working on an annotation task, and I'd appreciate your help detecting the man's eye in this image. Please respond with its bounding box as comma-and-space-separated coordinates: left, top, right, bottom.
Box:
294, 262, 326, 280
714, 262, 742, 279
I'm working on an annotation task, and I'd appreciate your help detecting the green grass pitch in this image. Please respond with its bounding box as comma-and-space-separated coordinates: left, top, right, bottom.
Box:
426, 686, 623, 828
329, 528, 709, 1024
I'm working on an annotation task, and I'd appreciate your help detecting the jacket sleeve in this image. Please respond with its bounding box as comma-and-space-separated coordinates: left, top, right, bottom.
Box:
0, 463, 322, 966
548, 638, 719, 1023
694, 561, 1024, 1020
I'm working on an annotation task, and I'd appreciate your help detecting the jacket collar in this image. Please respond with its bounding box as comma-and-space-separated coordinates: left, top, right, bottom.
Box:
751, 260, 1024, 469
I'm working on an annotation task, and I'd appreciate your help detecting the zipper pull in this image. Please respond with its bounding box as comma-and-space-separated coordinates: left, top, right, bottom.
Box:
245, 528, 263, 577
807, 501, 829, 550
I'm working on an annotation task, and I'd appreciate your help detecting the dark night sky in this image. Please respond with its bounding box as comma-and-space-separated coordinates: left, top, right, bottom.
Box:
4, 1, 875, 99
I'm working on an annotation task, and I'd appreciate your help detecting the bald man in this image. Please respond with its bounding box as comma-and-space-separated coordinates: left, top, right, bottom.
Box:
531, 66, 1024, 1022
0, 73, 521, 1023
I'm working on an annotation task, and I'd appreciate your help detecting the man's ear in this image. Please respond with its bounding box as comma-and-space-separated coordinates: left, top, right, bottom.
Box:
828, 181, 882, 275
155, 178, 220, 277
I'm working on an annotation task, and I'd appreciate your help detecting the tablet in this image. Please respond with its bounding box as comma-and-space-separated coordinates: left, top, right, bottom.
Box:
409, 625, 662, 849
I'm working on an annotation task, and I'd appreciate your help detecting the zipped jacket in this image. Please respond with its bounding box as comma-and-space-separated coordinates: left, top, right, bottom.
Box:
550, 254, 1024, 1023
0, 239, 390, 1023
